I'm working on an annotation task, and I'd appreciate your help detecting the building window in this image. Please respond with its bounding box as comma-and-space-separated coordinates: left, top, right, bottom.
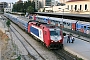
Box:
68, 5, 69, 10
75, 5, 77, 11
85, 4, 87, 10
80, 5, 82, 10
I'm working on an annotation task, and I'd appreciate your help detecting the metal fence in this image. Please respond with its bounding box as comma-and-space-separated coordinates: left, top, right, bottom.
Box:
63, 28, 90, 39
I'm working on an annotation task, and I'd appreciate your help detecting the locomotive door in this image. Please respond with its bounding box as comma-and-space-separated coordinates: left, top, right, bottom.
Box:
43, 30, 48, 43
39, 29, 43, 42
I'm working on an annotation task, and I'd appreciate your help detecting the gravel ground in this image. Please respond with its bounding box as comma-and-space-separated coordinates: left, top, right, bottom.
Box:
0, 18, 25, 60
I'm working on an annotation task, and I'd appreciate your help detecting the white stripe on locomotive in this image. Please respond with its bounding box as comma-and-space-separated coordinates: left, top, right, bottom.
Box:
31, 25, 44, 42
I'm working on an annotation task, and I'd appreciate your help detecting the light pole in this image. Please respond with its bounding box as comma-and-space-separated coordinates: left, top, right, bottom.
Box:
62, 9, 64, 31
58, 3, 66, 36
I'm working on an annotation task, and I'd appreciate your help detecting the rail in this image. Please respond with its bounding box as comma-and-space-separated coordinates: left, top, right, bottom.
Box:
10, 24, 46, 60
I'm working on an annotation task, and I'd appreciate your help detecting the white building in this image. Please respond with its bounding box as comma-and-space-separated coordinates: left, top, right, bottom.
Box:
29, 0, 40, 10
65, 0, 90, 14
34, 0, 40, 9
39, 0, 90, 14
39, 0, 45, 8
4, 8, 12, 13
4, 3, 13, 13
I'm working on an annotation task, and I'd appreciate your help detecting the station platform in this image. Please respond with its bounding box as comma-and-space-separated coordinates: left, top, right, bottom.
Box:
63, 33, 90, 60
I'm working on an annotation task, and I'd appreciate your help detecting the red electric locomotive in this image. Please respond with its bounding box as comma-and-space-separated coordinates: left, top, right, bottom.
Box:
28, 21, 63, 49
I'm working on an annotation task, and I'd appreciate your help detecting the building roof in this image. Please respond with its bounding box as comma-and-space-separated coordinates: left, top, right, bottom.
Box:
35, 12, 90, 18
66, 0, 89, 2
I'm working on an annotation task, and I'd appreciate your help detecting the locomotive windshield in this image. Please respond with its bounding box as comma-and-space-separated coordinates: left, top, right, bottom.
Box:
50, 30, 60, 36
87, 27, 90, 30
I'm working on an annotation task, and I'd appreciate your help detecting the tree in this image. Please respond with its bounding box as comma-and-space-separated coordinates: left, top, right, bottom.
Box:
12, 1, 34, 13
23, 1, 32, 13
6, 20, 11, 32
26, 6, 34, 14
16, 55, 21, 60
12, 4, 18, 12
6, 20, 11, 27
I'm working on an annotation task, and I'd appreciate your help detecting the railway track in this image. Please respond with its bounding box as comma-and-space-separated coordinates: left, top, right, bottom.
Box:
52, 49, 79, 60
10, 25, 46, 60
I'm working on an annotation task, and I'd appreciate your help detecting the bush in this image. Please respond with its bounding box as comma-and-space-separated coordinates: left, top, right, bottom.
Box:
6, 20, 11, 27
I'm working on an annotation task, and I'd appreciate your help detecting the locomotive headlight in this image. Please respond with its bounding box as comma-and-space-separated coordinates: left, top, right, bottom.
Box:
59, 40, 61, 42
51, 40, 54, 42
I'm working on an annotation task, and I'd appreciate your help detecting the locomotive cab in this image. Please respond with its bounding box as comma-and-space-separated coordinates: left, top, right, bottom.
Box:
49, 28, 63, 49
